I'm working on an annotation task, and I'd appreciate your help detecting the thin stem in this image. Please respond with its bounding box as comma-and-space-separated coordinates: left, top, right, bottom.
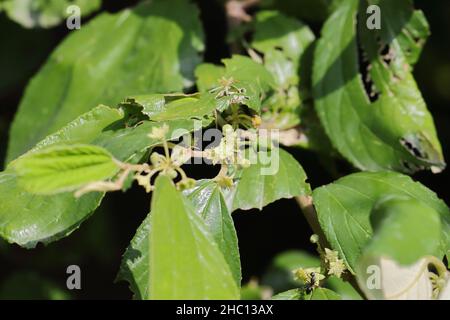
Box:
295, 195, 367, 299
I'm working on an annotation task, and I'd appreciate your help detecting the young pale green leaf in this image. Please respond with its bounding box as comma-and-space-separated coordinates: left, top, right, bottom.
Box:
184, 180, 241, 287
12, 144, 120, 195
7, 0, 204, 162
313, 0, 444, 173
2, 0, 101, 28
149, 175, 239, 299
313, 171, 450, 273
223, 148, 311, 211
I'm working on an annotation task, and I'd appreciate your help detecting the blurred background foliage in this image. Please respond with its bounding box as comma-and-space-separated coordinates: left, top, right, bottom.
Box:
0, 0, 449, 299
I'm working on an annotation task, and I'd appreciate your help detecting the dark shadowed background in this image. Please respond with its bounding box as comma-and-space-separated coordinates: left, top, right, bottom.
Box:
0, 0, 449, 299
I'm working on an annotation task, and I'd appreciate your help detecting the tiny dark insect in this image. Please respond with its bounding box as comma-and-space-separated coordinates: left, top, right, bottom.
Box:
305, 272, 316, 294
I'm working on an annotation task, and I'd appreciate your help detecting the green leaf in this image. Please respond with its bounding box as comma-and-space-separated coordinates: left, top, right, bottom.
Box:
195, 63, 225, 92
223, 148, 311, 211
326, 276, 362, 300
364, 196, 442, 265
117, 213, 151, 300
184, 180, 241, 287
0, 272, 70, 300
120, 95, 166, 118
118, 178, 242, 300
93, 118, 206, 162
262, 250, 320, 293
149, 175, 239, 299
252, 10, 315, 66
305, 288, 341, 300
12, 144, 119, 195
355, 196, 442, 300
7, 0, 204, 162
313, 171, 450, 273
272, 287, 341, 300
0, 106, 122, 247
0, 170, 103, 248
272, 289, 302, 300
313, 0, 444, 173
2, 0, 101, 28
150, 95, 216, 122
223, 55, 275, 92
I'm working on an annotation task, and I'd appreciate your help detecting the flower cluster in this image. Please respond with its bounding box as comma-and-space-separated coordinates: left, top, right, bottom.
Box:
204, 124, 251, 168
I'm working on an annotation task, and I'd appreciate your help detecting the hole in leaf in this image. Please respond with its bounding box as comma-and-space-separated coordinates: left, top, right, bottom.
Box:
357, 44, 380, 103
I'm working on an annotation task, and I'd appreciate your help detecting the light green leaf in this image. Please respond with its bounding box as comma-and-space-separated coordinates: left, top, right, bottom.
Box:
313, 171, 450, 273
184, 180, 241, 287
2, 0, 101, 28
150, 95, 216, 122
195, 63, 225, 92
149, 175, 239, 299
272, 287, 341, 300
12, 144, 119, 195
306, 288, 341, 300
223, 148, 311, 211
223, 54, 275, 92
326, 276, 362, 300
252, 10, 315, 66
120, 95, 166, 118
313, 0, 444, 173
272, 289, 302, 300
7, 0, 204, 162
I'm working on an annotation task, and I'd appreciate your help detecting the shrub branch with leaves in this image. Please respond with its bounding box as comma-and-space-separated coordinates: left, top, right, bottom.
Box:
0, 0, 449, 300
